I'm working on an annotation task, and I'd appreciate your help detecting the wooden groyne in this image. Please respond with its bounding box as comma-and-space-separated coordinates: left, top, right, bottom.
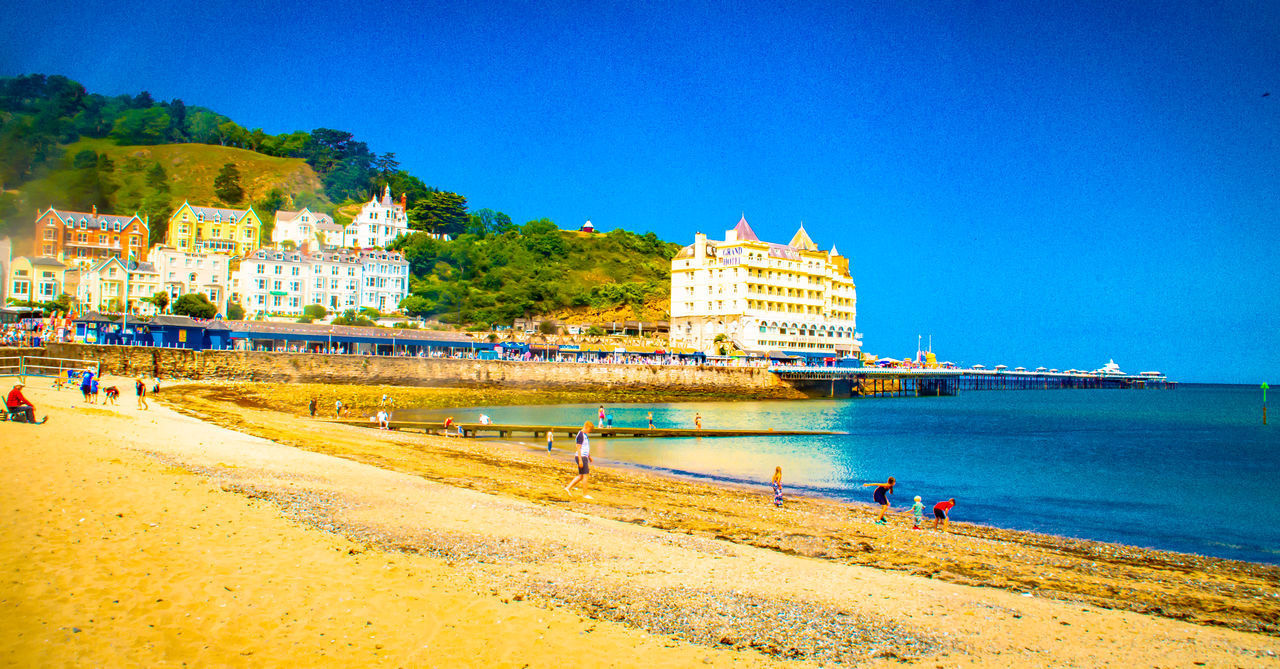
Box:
333, 420, 845, 439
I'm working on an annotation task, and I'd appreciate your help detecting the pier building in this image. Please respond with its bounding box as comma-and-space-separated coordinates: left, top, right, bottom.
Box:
669, 216, 860, 360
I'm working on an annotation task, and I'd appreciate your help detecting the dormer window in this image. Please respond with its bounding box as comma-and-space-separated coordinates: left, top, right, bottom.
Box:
197, 213, 204, 222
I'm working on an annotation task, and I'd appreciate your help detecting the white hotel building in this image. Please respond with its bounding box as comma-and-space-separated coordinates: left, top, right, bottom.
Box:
341, 185, 410, 249
670, 216, 860, 358
149, 245, 233, 315
237, 247, 409, 316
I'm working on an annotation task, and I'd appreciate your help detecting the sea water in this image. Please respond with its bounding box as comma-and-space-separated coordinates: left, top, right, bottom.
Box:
403, 384, 1280, 565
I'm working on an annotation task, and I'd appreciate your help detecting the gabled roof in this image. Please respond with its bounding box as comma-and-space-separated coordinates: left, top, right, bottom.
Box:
85, 257, 158, 274
43, 208, 147, 231
732, 214, 759, 242
25, 256, 68, 268
149, 314, 201, 328
275, 208, 336, 227
788, 224, 818, 251
830, 244, 840, 257
187, 204, 254, 221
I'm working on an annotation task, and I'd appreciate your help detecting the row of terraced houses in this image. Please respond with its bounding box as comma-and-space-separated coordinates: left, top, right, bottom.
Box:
6, 186, 411, 318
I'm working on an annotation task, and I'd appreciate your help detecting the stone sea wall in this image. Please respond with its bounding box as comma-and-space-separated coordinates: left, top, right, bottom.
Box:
42, 343, 806, 398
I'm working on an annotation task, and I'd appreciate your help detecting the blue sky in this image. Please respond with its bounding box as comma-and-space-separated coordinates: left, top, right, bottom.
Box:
3, 0, 1277, 383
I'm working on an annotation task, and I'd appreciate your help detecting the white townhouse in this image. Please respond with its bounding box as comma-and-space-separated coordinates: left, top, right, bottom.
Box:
669, 216, 860, 358
273, 208, 343, 248
341, 185, 410, 249
148, 245, 234, 315
357, 249, 410, 312
238, 247, 409, 316
76, 256, 161, 315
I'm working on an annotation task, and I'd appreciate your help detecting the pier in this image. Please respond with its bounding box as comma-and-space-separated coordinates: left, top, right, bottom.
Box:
770, 366, 1175, 397
333, 420, 846, 439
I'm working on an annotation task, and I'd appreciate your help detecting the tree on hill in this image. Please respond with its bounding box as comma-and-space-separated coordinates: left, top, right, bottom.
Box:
410, 191, 469, 235
64, 151, 118, 213
171, 293, 217, 318
213, 162, 244, 204
109, 107, 171, 145
145, 162, 168, 191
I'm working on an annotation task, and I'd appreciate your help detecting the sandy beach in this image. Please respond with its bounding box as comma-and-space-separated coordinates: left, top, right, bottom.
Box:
2, 377, 1278, 667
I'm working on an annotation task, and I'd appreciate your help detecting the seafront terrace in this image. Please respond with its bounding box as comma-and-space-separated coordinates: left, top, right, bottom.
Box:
770, 365, 1174, 397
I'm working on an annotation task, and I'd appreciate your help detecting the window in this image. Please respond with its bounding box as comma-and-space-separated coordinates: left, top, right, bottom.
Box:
43, 229, 55, 240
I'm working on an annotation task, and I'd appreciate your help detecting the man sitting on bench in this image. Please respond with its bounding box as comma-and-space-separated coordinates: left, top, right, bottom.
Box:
6, 383, 46, 424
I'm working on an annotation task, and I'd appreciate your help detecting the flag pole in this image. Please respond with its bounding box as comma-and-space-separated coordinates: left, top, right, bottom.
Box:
123, 252, 132, 345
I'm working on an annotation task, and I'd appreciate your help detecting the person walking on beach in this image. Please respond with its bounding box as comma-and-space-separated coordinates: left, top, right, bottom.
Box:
564, 421, 594, 499
309, 397, 317, 417
376, 409, 390, 430
598, 405, 606, 425
80, 369, 94, 404
334, 399, 343, 419
910, 496, 925, 530
933, 498, 956, 531
546, 428, 554, 453
771, 466, 784, 507
136, 378, 149, 410
647, 411, 654, 429
862, 476, 895, 524
694, 413, 702, 430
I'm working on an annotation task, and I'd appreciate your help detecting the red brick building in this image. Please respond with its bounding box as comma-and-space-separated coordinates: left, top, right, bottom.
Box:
33, 206, 150, 266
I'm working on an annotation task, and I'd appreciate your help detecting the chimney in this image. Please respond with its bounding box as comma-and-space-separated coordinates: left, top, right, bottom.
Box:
91, 205, 97, 216
400, 193, 406, 208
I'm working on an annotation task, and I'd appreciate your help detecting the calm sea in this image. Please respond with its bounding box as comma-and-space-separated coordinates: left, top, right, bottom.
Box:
402, 384, 1280, 565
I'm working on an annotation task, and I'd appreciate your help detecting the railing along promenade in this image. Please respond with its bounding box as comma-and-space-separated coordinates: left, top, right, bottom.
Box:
768, 366, 1175, 397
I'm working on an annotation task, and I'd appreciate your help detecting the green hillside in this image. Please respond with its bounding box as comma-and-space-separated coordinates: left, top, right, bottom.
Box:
6, 138, 330, 246
72, 138, 325, 206
1, 73, 683, 327
394, 225, 679, 325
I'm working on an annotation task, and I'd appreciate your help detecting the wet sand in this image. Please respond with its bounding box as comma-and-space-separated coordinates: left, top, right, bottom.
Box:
1, 378, 1277, 667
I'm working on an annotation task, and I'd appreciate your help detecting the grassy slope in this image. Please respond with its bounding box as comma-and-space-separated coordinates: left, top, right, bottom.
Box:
70, 138, 327, 208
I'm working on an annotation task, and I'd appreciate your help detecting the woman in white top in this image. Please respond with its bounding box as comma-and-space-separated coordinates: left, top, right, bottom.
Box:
564, 421, 594, 499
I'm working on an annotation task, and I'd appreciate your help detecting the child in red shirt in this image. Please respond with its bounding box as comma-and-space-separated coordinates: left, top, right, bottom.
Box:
933, 498, 956, 530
